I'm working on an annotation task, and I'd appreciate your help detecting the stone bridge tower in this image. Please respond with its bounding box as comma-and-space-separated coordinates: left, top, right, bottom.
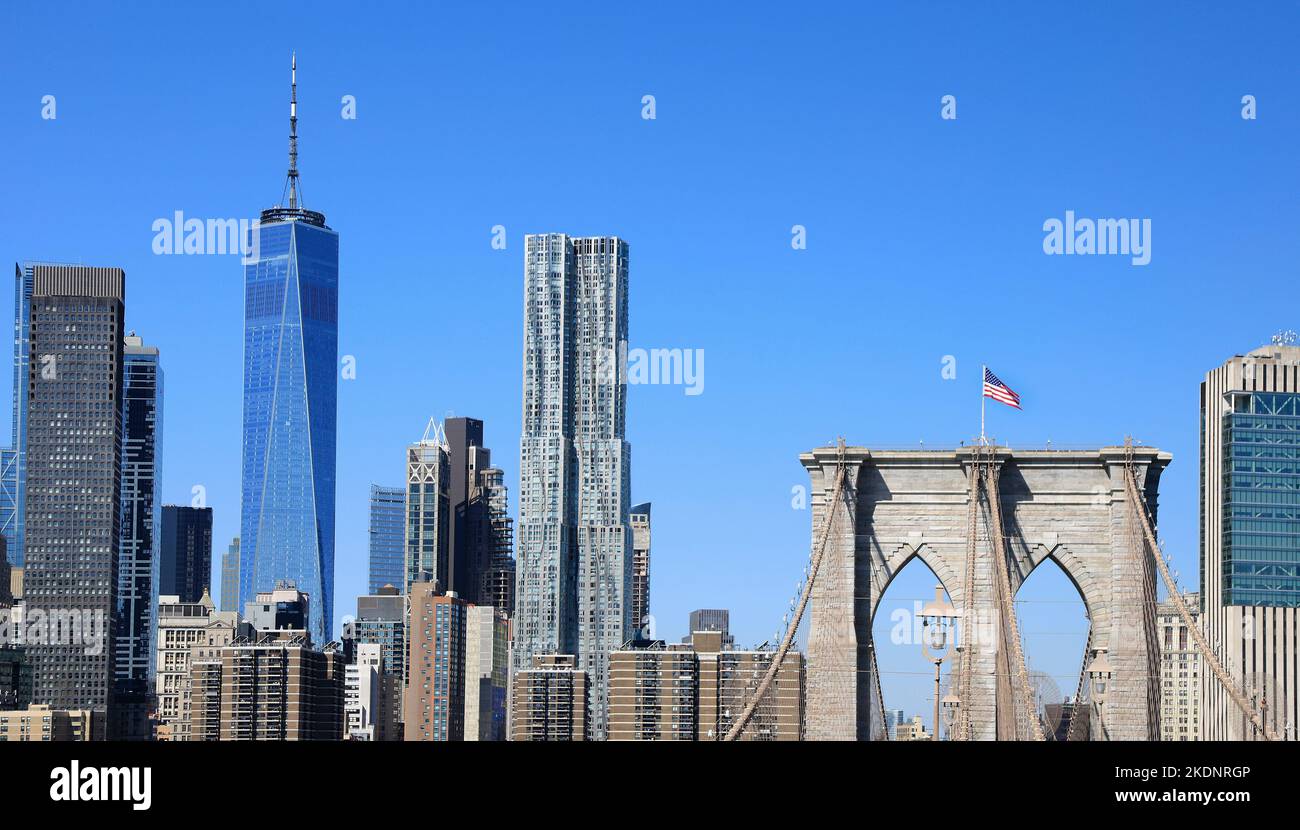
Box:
800, 445, 1170, 741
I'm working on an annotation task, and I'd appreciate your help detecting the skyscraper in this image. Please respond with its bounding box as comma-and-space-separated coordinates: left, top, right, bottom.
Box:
516, 234, 632, 738
160, 506, 213, 603
630, 502, 651, 637
240, 55, 339, 645
405, 421, 449, 592
445, 417, 485, 598
23, 265, 125, 737
443, 416, 514, 607
463, 604, 508, 741
352, 584, 406, 740
1201, 344, 1300, 740
367, 484, 405, 594
114, 332, 163, 740
480, 465, 515, 616
404, 582, 468, 741
219, 537, 240, 613
3, 263, 34, 568
1158, 593, 1202, 741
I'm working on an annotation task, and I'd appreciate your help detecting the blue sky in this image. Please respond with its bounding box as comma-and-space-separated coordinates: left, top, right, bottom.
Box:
3, 2, 1298, 727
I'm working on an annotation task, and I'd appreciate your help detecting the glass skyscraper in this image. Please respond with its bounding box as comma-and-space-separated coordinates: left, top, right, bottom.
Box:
115, 333, 163, 739
1201, 344, 1300, 740
239, 58, 338, 645
368, 485, 405, 594
516, 234, 633, 739
3, 263, 33, 567
1220, 391, 1300, 606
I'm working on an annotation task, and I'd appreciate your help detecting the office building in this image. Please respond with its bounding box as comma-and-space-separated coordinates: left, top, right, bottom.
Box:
1158, 593, 1202, 741
114, 333, 162, 730
244, 582, 311, 637
154, 591, 247, 741
1201, 344, 1300, 740
0, 644, 31, 710
23, 264, 125, 737
189, 631, 344, 741
683, 608, 735, 649
516, 234, 633, 739
351, 584, 406, 740
896, 715, 932, 741
406, 422, 450, 592
404, 582, 468, 741
630, 503, 650, 638
240, 56, 339, 645
464, 604, 508, 741
160, 506, 212, 603
219, 538, 240, 613
608, 631, 804, 741
510, 654, 589, 742
345, 642, 384, 740
367, 484, 405, 595
0, 705, 91, 741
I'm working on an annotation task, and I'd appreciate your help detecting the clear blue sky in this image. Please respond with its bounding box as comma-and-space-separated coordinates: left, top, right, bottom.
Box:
3, 2, 1298, 726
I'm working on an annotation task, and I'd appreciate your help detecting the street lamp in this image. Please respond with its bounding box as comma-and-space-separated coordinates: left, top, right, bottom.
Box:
921, 584, 958, 741
941, 693, 961, 741
1086, 647, 1113, 739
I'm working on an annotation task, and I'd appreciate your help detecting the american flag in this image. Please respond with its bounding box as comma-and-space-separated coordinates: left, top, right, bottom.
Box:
983, 368, 1021, 409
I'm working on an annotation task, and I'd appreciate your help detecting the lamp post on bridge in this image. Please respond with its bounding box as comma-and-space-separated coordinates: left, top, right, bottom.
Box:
921, 584, 958, 741
1087, 647, 1113, 740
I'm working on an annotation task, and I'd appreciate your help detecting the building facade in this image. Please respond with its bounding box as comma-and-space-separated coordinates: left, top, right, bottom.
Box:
630, 503, 650, 638
352, 585, 406, 740
1158, 593, 1202, 741
510, 654, 589, 742
239, 58, 338, 645
480, 465, 515, 616
345, 642, 384, 740
1201, 344, 1300, 740
464, 604, 508, 741
367, 484, 405, 595
190, 632, 344, 741
114, 333, 162, 731
160, 506, 211, 604
22, 265, 125, 737
516, 234, 633, 739
404, 582, 468, 741
219, 538, 240, 613
154, 591, 246, 741
683, 608, 734, 649
4, 263, 34, 569
0, 705, 91, 741
608, 631, 804, 741
406, 424, 450, 592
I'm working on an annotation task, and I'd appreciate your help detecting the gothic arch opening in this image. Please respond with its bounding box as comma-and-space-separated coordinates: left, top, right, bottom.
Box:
870, 552, 958, 741
1013, 553, 1092, 740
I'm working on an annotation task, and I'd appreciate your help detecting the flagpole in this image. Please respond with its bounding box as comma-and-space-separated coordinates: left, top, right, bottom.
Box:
980, 364, 986, 445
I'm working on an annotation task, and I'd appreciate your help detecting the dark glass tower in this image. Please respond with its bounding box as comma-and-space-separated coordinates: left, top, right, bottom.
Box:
23, 265, 125, 736
368, 484, 405, 594
2, 263, 34, 567
160, 505, 212, 603
239, 55, 338, 644
114, 333, 163, 740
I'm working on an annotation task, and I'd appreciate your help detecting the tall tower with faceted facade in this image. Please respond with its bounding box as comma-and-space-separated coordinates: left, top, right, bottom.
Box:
239, 55, 339, 645
516, 234, 632, 739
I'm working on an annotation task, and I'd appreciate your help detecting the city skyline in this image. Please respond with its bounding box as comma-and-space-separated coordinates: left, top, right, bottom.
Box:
5, 4, 1300, 731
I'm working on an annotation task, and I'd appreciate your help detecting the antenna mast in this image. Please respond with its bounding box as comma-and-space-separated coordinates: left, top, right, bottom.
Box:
287, 52, 300, 209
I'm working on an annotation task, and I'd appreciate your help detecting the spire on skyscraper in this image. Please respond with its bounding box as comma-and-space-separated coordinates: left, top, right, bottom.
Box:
262, 52, 326, 227
285, 51, 301, 210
